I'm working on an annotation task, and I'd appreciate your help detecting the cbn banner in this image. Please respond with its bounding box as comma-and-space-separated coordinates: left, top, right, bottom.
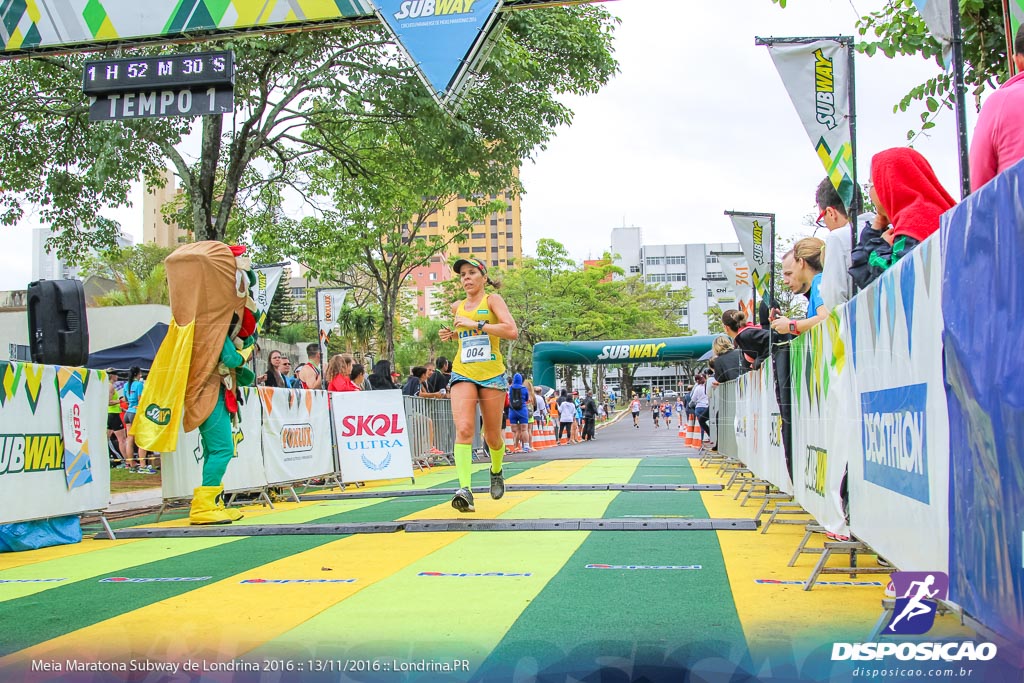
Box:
331, 389, 415, 484
727, 214, 772, 301
846, 237, 948, 573
0, 1, 374, 54
790, 312, 853, 538
766, 39, 856, 209
0, 363, 109, 525
372, 0, 503, 103
161, 388, 267, 500
316, 289, 348, 345
259, 388, 334, 485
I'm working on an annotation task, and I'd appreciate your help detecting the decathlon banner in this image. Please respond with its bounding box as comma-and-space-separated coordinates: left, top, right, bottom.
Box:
765, 39, 856, 210
0, 363, 109, 525
726, 212, 773, 300
160, 388, 267, 500
251, 264, 286, 335
331, 389, 415, 484
316, 288, 348, 345
845, 237, 949, 573
790, 313, 853, 538
372, 0, 504, 103
720, 256, 755, 321
259, 388, 334, 484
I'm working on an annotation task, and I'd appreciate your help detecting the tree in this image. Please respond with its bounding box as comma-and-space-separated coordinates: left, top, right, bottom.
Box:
705, 305, 725, 334
262, 267, 294, 338
94, 265, 170, 307
80, 244, 174, 306
278, 6, 619, 362
2, 5, 617, 264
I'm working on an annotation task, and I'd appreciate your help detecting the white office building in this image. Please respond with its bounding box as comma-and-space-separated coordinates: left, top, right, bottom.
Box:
605, 227, 742, 396
32, 227, 134, 283
610, 226, 741, 336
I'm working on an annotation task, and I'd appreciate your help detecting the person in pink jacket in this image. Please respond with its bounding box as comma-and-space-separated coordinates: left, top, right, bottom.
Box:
969, 27, 1024, 192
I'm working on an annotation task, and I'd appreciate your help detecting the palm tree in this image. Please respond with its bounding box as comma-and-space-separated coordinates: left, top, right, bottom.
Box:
95, 265, 169, 306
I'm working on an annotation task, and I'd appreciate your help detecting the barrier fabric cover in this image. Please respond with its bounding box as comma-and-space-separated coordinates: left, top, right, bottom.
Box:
332, 389, 415, 484
790, 313, 853, 537
259, 388, 334, 485
161, 387, 267, 500
942, 160, 1024, 644
0, 363, 110, 525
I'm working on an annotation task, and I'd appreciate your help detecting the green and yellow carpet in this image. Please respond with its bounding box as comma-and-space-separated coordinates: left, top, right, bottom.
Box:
0, 457, 988, 682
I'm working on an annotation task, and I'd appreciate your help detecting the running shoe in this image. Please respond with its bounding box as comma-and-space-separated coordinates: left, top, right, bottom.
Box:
825, 531, 851, 542
139, 466, 157, 475
884, 580, 897, 598
489, 469, 505, 500
452, 488, 475, 512
521, 446, 532, 453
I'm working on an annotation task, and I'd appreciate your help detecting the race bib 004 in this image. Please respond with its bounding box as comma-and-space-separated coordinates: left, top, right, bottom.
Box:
461, 335, 492, 364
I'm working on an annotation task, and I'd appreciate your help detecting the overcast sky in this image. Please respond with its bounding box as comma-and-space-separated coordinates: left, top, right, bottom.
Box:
0, 0, 974, 289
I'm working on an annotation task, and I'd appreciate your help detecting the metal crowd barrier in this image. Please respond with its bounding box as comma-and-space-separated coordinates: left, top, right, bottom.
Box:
402, 396, 458, 468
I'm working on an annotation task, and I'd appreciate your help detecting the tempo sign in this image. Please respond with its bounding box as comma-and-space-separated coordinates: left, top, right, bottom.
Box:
83, 51, 234, 122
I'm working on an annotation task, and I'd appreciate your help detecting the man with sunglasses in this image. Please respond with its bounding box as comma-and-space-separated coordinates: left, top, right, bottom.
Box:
814, 177, 876, 309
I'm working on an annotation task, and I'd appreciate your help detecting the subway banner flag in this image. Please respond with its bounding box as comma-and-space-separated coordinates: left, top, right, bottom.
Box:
766, 39, 856, 210
371, 0, 504, 104
727, 213, 773, 302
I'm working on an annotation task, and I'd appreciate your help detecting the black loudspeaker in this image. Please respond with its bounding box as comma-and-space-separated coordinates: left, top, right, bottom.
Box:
26, 279, 89, 366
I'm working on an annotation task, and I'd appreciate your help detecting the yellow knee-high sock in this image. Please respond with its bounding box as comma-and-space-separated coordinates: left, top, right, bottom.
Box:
454, 443, 473, 489
489, 443, 505, 474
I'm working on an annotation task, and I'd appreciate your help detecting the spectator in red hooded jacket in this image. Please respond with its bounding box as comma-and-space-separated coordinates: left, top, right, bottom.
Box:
855, 147, 955, 288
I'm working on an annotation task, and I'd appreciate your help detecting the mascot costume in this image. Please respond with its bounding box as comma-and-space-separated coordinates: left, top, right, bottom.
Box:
132, 241, 258, 525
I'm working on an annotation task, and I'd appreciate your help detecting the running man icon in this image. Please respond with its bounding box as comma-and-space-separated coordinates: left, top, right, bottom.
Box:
886, 572, 949, 635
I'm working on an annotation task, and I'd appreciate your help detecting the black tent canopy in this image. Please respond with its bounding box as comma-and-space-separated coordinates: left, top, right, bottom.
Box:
85, 323, 167, 372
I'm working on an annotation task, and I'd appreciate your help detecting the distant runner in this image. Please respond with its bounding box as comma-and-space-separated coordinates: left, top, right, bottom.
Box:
630, 395, 641, 429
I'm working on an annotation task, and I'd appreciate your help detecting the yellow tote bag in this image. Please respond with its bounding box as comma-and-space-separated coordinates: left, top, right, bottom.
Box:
131, 318, 194, 453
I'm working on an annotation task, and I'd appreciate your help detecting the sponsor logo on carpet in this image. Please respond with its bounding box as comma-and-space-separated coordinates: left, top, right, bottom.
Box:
755, 579, 882, 586
0, 578, 66, 583
418, 572, 531, 577
587, 564, 702, 570
240, 578, 357, 584
100, 577, 211, 583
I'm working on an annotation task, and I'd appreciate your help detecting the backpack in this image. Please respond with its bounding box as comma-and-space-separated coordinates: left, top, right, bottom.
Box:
510, 386, 525, 411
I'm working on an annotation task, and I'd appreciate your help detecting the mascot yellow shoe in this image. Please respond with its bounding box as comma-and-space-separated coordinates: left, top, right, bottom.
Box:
189, 486, 234, 525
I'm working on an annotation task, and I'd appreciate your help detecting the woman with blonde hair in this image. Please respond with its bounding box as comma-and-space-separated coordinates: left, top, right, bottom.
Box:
326, 354, 358, 392
770, 236, 828, 336
439, 257, 518, 513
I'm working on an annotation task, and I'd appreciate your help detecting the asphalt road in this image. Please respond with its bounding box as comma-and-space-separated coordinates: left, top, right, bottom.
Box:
524, 407, 696, 460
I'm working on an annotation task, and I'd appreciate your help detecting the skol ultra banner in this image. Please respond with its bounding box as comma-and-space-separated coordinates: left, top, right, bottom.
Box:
316, 288, 348, 345
251, 264, 285, 336
259, 387, 334, 485
720, 256, 755, 322
766, 39, 856, 210
0, 1, 374, 54
161, 387, 267, 500
726, 213, 772, 301
372, 0, 504, 103
331, 389, 414, 484
0, 363, 109, 525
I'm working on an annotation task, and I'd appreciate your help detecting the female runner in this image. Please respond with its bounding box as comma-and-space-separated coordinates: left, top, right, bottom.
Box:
439, 258, 519, 512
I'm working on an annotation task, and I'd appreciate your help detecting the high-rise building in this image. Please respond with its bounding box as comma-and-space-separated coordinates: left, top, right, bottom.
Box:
142, 168, 191, 248
32, 227, 134, 282
405, 179, 522, 319
610, 226, 741, 336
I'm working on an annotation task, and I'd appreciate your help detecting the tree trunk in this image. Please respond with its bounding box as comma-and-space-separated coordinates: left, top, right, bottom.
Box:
194, 114, 223, 241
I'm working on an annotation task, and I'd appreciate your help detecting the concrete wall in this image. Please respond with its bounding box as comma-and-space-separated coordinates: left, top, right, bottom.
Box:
0, 304, 171, 356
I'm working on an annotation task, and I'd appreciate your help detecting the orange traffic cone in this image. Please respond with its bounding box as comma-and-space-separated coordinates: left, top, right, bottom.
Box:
686, 415, 699, 448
